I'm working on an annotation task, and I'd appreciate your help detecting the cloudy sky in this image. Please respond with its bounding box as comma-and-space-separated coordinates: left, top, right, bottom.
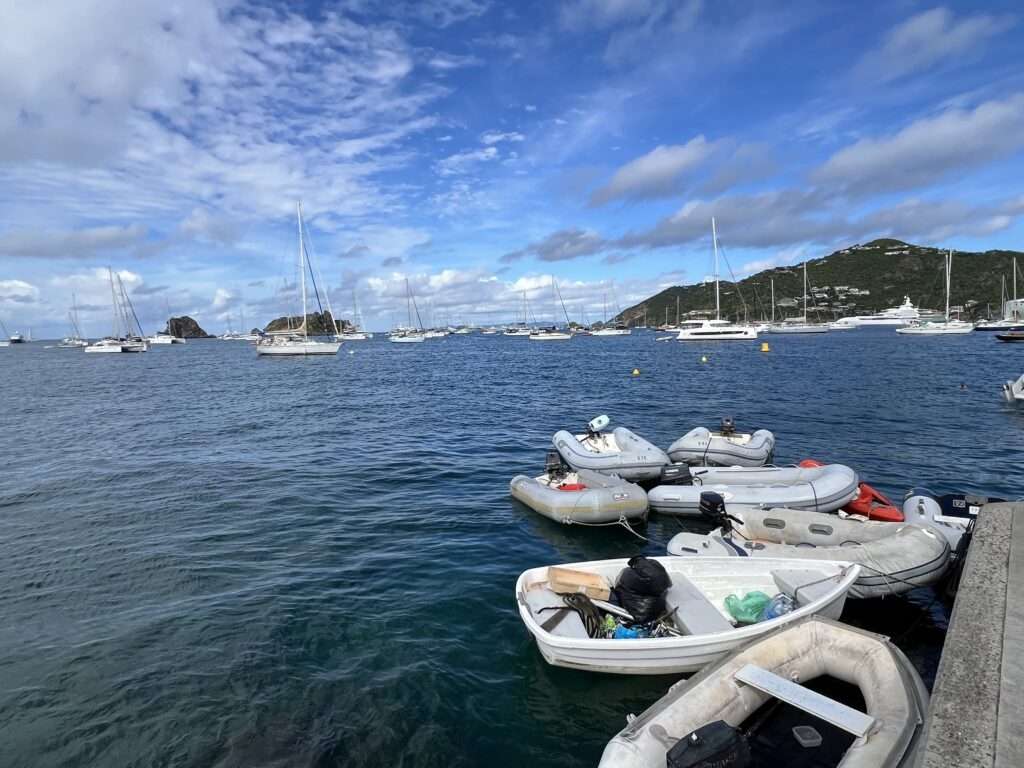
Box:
2, 0, 1023, 335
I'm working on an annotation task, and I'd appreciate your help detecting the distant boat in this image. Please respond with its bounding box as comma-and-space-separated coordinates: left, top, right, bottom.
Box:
765, 261, 828, 334
85, 268, 149, 353
977, 257, 1022, 331
590, 287, 631, 335
389, 278, 426, 343
896, 251, 973, 335
833, 295, 942, 327
337, 289, 371, 340
677, 219, 758, 341
0, 319, 13, 347
256, 203, 341, 356
57, 294, 89, 348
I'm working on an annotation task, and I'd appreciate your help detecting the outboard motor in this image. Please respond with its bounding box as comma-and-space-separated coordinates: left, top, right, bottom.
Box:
698, 491, 743, 535
666, 720, 751, 768
719, 416, 736, 436
659, 464, 693, 486
544, 449, 569, 481
586, 414, 610, 437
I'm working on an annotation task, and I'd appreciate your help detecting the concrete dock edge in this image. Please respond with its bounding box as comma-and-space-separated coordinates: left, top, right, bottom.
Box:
919, 502, 1022, 768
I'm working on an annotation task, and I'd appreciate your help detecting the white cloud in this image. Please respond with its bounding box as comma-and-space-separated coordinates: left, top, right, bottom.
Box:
855, 8, 1011, 83
435, 146, 499, 176
0, 279, 40, 304
480, 131, 525, 145
590, 137, 719, 205
0, 224, 148, 259
813, 94, 1024, 196
425, 51, 483, 71
211, 288, 236, 310
524, 104, 537, 112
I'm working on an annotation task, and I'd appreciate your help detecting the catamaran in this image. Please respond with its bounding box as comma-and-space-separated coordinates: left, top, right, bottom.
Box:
977, 257, 1023, 331
765, 260, 828, 334
590, 286, 631, 335
256, 203, 341, 356
85, 268, 150, 353
897, 250, 974, 335
677, 219, 758, 341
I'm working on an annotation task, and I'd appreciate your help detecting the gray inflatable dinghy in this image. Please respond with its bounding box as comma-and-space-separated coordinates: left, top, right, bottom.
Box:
510, 467, 648, 525
553, 416, 669, 481
666, 499, 950, 598
599, 616, 928, 768
667, 419, 775, 467
648, 463, 858, 516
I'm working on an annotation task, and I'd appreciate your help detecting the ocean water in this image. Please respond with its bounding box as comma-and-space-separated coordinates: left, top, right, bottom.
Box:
0, 331, 1021, 767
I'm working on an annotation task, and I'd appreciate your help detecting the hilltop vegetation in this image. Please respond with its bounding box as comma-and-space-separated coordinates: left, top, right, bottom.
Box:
264, 312, 353, 335
617, 239, 1024, 324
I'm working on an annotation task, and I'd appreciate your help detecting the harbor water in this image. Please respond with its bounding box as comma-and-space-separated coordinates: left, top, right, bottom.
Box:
1, 331, 1021, 767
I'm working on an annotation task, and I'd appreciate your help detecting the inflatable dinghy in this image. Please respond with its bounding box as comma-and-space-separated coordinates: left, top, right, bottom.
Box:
599, 616, 928, 768
647, 463, 858, 516
666, 496, 950, 599
1003, 373, 1024, 402
553, 416, 669, 481
667, 419, 775, 467
800, 458, 903, 522
510, 465, 648, 525
902, 488, 1005, 550
516, 556, 858, 675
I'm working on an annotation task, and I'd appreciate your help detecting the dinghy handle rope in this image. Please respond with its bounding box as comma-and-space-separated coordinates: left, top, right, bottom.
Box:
563, 515, 649, 541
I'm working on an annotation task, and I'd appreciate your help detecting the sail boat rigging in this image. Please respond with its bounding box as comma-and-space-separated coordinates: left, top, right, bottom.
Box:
389, 279, 426, 343
256, 203, 342, 355
896, 250, 973, 335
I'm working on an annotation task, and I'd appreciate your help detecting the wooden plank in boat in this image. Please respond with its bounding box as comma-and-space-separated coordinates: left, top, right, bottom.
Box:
735, 664, 875, 737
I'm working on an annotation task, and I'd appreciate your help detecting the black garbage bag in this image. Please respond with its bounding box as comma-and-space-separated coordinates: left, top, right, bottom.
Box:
612, 556, 671, 625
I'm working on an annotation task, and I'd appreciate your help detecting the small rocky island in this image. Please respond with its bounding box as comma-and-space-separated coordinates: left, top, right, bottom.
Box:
167, 316, 213, 338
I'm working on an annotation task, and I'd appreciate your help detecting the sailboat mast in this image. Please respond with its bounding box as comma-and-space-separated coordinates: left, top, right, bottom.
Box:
803, 261, 808, 319
712, 217, 720, 321
945, 250, 952, 320
406, 278, 412, 328
298, 203, 308, 340
107, 267, 120, 338
770, 279, 775, 323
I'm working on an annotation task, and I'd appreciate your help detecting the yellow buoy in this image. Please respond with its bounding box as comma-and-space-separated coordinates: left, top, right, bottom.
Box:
700, 355, 708, 363
632, 368, 640, 376
761, 342, 770, 352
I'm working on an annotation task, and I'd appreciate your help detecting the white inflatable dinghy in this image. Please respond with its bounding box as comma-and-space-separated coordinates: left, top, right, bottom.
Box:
1003, 373, 1024, 403
648, 463, 858, 516
667, 419, 775, 467
902, 488, 1005, 550
599, 616, 928, 768
510, 466, 647, 525
666, 496, 950, 599
516, 556, 858, 675
553, 415, 669, 481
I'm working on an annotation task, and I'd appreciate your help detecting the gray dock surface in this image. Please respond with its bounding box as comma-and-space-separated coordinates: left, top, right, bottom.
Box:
920, 501, 1024, 768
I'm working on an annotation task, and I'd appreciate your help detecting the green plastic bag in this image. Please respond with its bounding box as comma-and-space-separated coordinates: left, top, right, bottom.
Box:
724, 591, 772, 624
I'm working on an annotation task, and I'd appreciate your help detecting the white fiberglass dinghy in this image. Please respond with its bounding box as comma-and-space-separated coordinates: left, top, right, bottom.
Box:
510, 466, 647, 525
553, 416, 669, 482
666, 498, 950, 599
1003, 373, 1024, 403
667, 420, 775, 467
516, 556, 858, 675
647, 463, 858, 516
599, 616, 927, 768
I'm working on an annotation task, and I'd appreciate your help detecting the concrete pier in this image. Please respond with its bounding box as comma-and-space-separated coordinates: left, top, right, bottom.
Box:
920, 501, 1024, 768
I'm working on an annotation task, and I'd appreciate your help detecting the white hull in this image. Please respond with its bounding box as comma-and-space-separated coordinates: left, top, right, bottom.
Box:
504, 329, 533, 336
896, 322, 973, 335
764, 324, 828, 334
148, 336, 186, 344
517, 556, 857, 675
389, 334, 426, 343
0, 341, 10, 348
676, 323, 759, 341
589, 328, 631, 336
1004, 373, 1024, 403
256, 341, 341, 355
827, 321, 858, 330
337, 333, 369, 341
529, 332, 572, 341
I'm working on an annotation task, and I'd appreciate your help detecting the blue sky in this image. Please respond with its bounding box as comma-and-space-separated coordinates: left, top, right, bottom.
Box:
2, 0, 1023, 335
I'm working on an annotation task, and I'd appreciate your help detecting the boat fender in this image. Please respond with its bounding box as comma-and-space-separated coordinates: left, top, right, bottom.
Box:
557, 483, 587, 492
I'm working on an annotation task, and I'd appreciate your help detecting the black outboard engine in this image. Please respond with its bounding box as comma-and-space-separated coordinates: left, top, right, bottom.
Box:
667, 721, 751, 768
719, 416, 736, 436
699, 491, 743, 535
659, 464, 692, 486
545, 449, 569, 481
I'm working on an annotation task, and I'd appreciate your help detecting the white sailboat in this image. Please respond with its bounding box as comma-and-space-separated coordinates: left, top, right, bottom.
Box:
256, 203, 341, 356
85, 268, 149, 353
338, 289, 371, 340
977, 258, 1022, 331
677, 218, 758, 341
389, 279, 426, 343
765, 261, 828, 334
58, 294, 89, 347
148, 301, 186, 345
590, 287, 631, 335
897, 250, 974, 335
530, 277, 573, 341
0, 319, 11, 347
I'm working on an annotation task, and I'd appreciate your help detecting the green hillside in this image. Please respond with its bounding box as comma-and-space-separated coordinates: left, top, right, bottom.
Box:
617, 239, 1023, 325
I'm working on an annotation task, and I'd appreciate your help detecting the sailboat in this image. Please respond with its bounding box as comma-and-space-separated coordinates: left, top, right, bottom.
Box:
529, 277, 573, 341
58, 294, 89, 347
676, 219, 759, 341
0, 319, 11, 347
504, 291, 536, 336
389, 279, 426, 343
590, 286, 631, 335
897, 250, 974, 335
256, 203, 342, 356
85, 268, 149, 353
148, 300, 186, 345
337, 289, 371, 340
977, 258, 1023, 331
765, 260, 828, 334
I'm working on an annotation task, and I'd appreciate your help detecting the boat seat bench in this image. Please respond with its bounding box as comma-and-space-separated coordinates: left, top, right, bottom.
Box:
524, 587, 589, 638
772, 568, 836, 606
665, 574, 734, 635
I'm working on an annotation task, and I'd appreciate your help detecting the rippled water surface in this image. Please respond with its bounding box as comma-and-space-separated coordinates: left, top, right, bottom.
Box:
1, 331, 1021, 767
